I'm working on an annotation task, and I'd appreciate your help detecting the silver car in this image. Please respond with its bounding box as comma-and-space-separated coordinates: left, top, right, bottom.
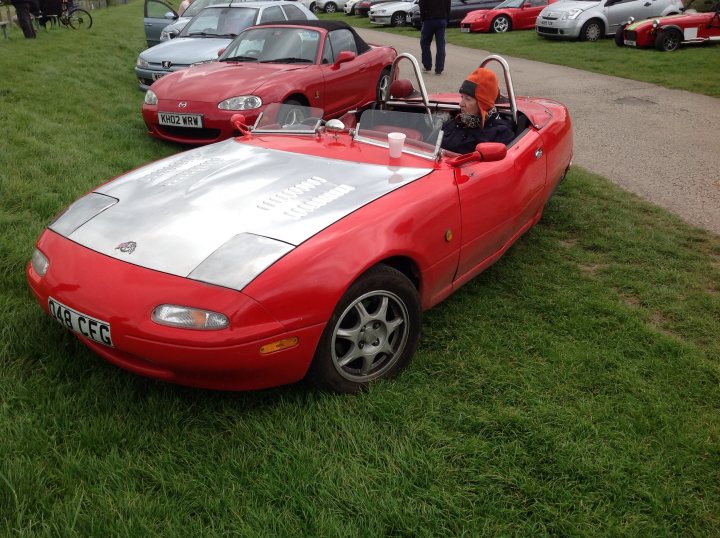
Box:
136, 1, 317, 90
536, 0, 684, 41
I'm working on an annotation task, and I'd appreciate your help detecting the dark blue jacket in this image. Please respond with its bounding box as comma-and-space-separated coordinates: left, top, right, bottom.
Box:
441, 113, 515, 154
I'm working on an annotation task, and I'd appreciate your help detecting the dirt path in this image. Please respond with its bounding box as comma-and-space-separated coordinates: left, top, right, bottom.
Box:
356, 28, 720, 235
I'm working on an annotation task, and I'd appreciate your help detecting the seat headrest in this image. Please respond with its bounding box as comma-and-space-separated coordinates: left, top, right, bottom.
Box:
389, 79, 415, 99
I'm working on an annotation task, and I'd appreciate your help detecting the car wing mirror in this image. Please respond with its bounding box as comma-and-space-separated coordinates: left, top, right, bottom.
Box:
231, 114, 252, 137
218, 48, 225, 57
164, 11, 177, 19
447, 142, 507, 166
332, 50, 356, 70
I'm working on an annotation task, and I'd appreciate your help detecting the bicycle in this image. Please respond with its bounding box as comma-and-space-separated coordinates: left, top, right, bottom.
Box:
58, 0, 93, 29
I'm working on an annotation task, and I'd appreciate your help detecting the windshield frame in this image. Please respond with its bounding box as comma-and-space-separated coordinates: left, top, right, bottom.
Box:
178, 6, 259, 38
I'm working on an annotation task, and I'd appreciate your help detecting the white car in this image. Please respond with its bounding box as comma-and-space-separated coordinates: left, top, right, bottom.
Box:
344, 0, 360, 14
536, 0, 684, 41
369, 0, 417, 25
315, 0, 350, 12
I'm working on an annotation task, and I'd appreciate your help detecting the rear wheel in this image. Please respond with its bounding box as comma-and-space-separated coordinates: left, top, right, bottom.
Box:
68, 8, 92, 29
579, 19, 602, 41
306, 265, 422, 393
324, 2, 337, 13
654, 28, 682, 51
491, 15, 511, 33
376, 68, 391, 101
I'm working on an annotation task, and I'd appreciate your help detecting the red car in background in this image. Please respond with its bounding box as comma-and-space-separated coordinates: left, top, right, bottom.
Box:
461, 0, 557, 33
142, 20, 396, 145
615, 0, 720, 51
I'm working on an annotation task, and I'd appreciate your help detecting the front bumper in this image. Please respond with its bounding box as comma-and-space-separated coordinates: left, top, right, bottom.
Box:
536, 18, 582, 39
27, 230, 323, 390
142, 101, 262, 145
135, 65, 188, 91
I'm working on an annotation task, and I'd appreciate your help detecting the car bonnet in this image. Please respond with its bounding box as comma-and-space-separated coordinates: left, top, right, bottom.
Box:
51, 140, 433, 291
140, 37, 234, 65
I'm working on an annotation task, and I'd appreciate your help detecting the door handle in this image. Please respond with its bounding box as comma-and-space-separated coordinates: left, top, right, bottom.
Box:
535, 148, 543, 160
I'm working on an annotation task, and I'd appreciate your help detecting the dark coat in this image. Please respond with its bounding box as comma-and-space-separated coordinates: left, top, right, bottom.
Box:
419, 0, 451, 20
441, 112, 515, 154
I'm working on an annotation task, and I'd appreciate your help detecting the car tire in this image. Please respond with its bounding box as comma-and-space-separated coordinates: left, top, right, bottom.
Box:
579, 19, 603, 41
491, 15, 511, 33
390, 11, 405, 26
376, 68, 391, 101
279, 99, 308, 126
614, 26, 625, 47
306, 264, 422, 393
654, 28, 682, 51
324, 2, 337, 13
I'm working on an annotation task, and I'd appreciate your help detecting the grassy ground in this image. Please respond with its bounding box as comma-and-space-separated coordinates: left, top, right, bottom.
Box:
1, 2, 719, 535
321, 12, 720, 97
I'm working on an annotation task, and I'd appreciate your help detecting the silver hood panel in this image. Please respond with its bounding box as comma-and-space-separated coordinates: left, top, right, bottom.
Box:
56, 140, 432, 290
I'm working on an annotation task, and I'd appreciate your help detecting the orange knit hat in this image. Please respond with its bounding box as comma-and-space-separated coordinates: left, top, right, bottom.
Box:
459, 67, 499, 126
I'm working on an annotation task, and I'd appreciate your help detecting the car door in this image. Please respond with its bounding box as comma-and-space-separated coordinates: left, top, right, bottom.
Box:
517, 0, 548, 29
605, 0, 655, 34
454, 129, 546, 283
144, 0, 178, 47
319, 29, 367, 115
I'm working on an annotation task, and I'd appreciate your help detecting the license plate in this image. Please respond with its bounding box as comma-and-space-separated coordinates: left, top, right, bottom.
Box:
48, 297, 113, 347
624, 39, 636, 46
158, 112, 203, 128
540, 20, 552, 26
461, 27, 470, 33
152, 72, 167, 81
406, 15, 411, 22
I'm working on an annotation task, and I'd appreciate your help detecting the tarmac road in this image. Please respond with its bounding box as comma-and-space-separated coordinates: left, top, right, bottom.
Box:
355, 27, 720, 235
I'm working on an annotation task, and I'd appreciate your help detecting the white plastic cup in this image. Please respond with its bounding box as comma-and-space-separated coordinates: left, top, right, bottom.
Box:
387, 132, 406, 158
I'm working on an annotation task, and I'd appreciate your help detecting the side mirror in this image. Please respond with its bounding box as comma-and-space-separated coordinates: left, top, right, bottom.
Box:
476, 142, 507, 162
447, 142, 507, 166
332, 50, 356, 69
217, 48, 225, 57
164, 11, 177, 19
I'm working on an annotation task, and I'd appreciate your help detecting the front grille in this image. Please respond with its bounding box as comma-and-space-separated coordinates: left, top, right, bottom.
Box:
625, 30, 637, 40
537, 26, 559, 35
157, 125, 222, 140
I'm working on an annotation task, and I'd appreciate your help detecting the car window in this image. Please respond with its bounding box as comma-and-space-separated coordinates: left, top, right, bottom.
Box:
181, 7, 259, 36
182, 0, 224, 19
259, 5, 286, 23
529, 0, 547, 6
326, 28, 358, 61
146, 0, 175, 18
282, 4, 309, 19
222, 27, 320, 62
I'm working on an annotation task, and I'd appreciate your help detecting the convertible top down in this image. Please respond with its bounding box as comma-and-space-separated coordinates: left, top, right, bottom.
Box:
28, 54, 573, 393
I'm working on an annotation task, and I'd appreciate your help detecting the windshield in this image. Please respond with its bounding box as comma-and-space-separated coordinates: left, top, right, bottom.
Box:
494, 0, 524, 8
180, 7, 258, 38
220, 27, 320, 63
253, 104, 325, 133
355, 109, 443, 159
182, 0, 228, 19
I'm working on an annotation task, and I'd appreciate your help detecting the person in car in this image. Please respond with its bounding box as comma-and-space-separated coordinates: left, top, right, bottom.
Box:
441, 67, 515, 154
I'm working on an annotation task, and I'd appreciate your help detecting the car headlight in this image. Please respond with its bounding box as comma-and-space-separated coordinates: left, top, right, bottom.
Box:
217, 95, 262, 111
31, 248, 50, 277
376, 9, 386, 13
152, 304, 229, 330
562, 8, 583, 20
144, 90, 158, 105
136, 57, 149, 68
652, 19, 660, 28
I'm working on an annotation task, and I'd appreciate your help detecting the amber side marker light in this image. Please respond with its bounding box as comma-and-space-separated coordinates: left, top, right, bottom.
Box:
260, 337, 299, 355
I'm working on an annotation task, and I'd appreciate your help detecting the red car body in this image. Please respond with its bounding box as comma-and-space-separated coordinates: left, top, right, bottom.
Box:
460, 0, 557, 33
142, 20, 396, 145
28, 54, 573, 393
617, 2, 720, 51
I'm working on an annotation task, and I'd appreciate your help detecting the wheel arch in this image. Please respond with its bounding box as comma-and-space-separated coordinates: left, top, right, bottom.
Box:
580, 16, 605, 38
283, 93, 310, 106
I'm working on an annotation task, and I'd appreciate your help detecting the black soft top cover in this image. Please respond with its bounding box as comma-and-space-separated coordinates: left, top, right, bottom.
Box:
256, 20, 372, 54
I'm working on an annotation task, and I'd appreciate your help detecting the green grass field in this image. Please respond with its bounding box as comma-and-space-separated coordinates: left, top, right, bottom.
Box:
1, 2, 719, 535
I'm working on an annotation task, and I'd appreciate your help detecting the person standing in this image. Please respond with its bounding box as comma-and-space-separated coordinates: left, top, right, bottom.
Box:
419, 0, 451, 75
178, 0, 193, 16
11, 0, 39, 38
